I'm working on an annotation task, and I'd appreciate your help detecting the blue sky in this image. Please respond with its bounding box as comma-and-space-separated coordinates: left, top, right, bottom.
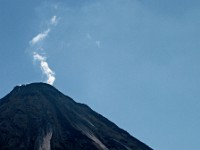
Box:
0, 0, 200, 149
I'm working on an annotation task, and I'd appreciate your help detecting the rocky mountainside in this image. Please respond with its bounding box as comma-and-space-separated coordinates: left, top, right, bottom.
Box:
0, 83, 153, 150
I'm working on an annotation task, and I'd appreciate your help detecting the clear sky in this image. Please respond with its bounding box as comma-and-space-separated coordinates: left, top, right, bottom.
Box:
0, 0, 200, 149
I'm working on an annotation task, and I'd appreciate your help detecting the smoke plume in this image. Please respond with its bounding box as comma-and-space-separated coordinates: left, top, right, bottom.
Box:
33, 52, 55, 85
29, 15, 58, 85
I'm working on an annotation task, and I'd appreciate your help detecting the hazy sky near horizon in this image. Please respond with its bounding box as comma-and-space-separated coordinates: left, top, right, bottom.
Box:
1, 0, 200, 149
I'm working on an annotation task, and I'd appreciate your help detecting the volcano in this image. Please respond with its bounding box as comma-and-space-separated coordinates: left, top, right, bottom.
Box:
0, 83, 152, 150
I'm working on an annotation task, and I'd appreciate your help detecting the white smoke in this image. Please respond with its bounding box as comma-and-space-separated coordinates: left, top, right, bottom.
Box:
30, 28, 50, 45
33, 52, 55, 85
29, 15, 59, 85
50, 15, 58, 25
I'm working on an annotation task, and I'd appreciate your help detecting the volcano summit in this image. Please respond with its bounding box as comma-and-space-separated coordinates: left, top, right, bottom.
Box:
0, 83, 152, 150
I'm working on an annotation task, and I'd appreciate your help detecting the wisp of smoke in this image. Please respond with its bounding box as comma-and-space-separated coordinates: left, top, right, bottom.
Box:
29, 15, 59, 85
50, 16, 58, 25
33, 52, 55, 85
30, 28, 50, 45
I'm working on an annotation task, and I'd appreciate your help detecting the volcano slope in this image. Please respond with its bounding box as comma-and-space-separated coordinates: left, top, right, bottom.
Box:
0, 83, 153, 150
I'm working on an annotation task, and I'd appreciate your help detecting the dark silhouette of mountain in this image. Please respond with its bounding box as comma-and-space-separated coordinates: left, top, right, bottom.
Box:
0, 83, 153, 150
